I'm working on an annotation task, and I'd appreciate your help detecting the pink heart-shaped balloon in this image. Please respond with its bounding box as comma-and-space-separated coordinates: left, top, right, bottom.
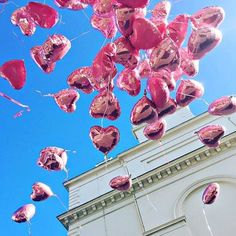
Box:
0, 60, 26, 90
109, 175, 132, 192
130, 94, 157, 125
89, 125, 120, 154
116, 0, 149, 8
179, 48, 199, 77
67, 67, 94, 94
157, 98, 177, 118
37, 147, 68, 171
90, 90, 121, 120
143, 118, 166, 140
117, 68, 141, 96
93, 0, 115, 17
92, 43, 117, 91
11, 7, 36, 36
152, 1, 171, 21
149, 37, 180, 72
12, 204, 36, 223
26, 2, 59, 28
147, 77, 170, 108
196, 125, 225, 148
31, 34, 71, 73
112, 37, 140, 70
202, 183, 220, 205
191, 6, 225, 29
54, 88, 80, 113
208, 96, 236, 116
91, 14, 117, 39
188, 27, 222, 60
31, 182, 54, 201
115, 6, 146, 37
176, 79, 204, 107
55, 0, 88, 10
130, 18, 162, 50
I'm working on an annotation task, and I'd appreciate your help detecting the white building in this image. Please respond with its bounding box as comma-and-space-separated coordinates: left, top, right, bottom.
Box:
58, 107, 236, 236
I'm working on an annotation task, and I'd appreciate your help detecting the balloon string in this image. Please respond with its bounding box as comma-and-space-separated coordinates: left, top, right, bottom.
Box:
82, 9, 90, 22
70, 30, 92, 42
64, 167, 69, 181
27, 221, 32, 236
34, 90, 54, 97
0, 91, 30, 113
177, 92, 209, 106
202, 205, 214, 236
53, 194, 68, 211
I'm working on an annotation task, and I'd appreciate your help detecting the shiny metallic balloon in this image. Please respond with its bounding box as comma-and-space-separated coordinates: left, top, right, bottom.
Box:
12, 204, 36, 223
109, 175, 132, 192
31, 182, 54, 201
55, 0, 88, 10
202, 183, 220, 205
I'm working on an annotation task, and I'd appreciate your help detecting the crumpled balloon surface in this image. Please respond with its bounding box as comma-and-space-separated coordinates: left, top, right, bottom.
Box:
31, 34, 71, 73
196, 124, 225, 148
117, 68, 140, 96
109, 175, 132, 192
54, 88, 80, 113
191, 6, 225, 29
89, 125, 120, 155
143, 118, 167, 141
116, 0, 149, 8
37, 147, 68, 171
67, 67, 94, 94
157, 98, 177, 118
208, 96, 236, 116
176, 79, 204, 107
31, 182, 54, 201
202, 183, 220, 204
12, 204, 36, 223
188, 27, 222, 60
0, 60, 26, 90
55, 0, 88, 10
130, 94, 157, 125
90, 90, 121, 120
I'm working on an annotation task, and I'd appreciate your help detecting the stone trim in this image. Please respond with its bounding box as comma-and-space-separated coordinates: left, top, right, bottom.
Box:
58, 132, 236, 230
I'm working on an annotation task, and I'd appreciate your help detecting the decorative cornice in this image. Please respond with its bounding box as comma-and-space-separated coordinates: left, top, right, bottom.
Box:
58, 132, 236, 230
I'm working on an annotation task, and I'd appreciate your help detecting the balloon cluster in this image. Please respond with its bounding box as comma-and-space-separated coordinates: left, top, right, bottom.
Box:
3, 0, 236, 230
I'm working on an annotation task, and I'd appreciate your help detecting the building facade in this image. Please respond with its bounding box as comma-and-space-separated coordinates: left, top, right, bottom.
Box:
58, 107, 236, 236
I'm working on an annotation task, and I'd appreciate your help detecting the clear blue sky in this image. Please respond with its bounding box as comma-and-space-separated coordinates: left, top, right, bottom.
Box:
0, 0, 236, 235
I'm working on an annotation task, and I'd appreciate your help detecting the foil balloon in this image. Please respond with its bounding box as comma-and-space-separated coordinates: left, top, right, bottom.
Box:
0, 60, 26, 90
137, 59, 151, 79
80, 0, 95, 4
112, 37, 140, 70
37, 147, 68, 171
67, 67, 94, 94
151, 1, 171, 21
188, 27, 222, 60
116, 0, 149, 8
147, 77, 170, 109
31, 182, 54, 201
90, 90, 120, 120
149, 37, 180, 72
91, 14, 117, 39
157, 98, 177, 118
115, 6, 146, 37
179, 48, 199, 77
11, 7, 36, 36
143, 118, 167, 141
151, 69, 176, 91
92, 43, 117, 91
12, 204, 36, 223
166, 14, 189, 47
191, 6, 225, 29
89, 125, 120, 155
202, 183, 220, 205
53, 88, 80, 113
196, 125, 225, 148
31, 34, 71, 73
130, 18, 162, 50
109, 175, 132, 192
208, 96, 236, 116
130, 93, 157, 125
26, 2, 59, 28
54, 0, 88, 10
116, 68, 141, 96
171, 67, 183, 82
93, 0, 115, 17
176, 79, 204, 107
